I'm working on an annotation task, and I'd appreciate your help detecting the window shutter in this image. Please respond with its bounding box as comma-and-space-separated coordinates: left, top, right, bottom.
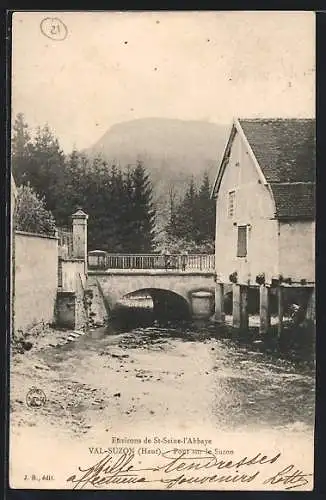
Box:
228, 190, 235, 218
237, 226, 247, 257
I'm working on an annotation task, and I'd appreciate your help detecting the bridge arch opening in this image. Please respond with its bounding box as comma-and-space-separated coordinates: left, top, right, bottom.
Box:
112, 288, 191, 329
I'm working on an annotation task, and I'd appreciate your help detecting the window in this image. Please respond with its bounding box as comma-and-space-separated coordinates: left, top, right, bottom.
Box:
228, 190, 235, 218
237, 225, 247, 258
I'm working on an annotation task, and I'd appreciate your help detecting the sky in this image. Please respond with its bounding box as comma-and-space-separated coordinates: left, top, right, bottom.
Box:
12, 11, 315, 152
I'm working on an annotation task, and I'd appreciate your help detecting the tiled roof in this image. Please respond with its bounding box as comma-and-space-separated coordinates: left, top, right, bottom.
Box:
239, 118, 315, 220
271, 183, 315, 219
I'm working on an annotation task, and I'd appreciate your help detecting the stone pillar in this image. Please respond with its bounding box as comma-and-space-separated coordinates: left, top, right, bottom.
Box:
214, 282, 225, 323
72, 209, 88, 271
232, 284, 248, 331
191, 291, 214, 320
259, 285, 271, 335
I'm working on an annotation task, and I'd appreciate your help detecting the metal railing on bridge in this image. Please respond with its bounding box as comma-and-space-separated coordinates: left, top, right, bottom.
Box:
88, 252, 215, 271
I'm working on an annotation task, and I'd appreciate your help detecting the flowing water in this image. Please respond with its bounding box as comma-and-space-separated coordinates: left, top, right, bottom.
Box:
11, 305, 315, 441
86, 311, 315, 434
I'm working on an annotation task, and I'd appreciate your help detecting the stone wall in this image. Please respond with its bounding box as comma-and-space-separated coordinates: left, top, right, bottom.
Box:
75, 271, 89, 331
56, 258, 88, 330
60, 259, 86, 291
14, 231, 58, 333
88, 269, 215, 314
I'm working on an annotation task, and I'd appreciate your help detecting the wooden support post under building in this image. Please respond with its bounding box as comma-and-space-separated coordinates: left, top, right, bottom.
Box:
214, 283, 225, 323
240, 285, 249, 331
277, 285, 284, 338
259, 285, 271, 335
232, 284, 241, 329
232, 284, 249, 331
305, 287, 315, 324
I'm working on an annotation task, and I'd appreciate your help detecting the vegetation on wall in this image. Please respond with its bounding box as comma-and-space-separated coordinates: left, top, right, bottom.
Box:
14, 184, 56, 236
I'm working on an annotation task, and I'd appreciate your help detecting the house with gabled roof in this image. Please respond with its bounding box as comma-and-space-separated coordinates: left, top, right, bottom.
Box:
211, 118, 315, 286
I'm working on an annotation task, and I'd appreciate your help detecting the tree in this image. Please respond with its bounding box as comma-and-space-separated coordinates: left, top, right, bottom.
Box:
162, 172, 216, 252
94, 163, 125, 252
119, 165, 137, 252
81, 157, 114, 251
197, 171, 216, 242
165, 185, 178, 238
29, 124, 66, 212
172, 176, 200, 242
52, 149, 87, 227
129, 161, 156, 252
12, 113, 31, 156
83, 160, 156, 253
14, 184, 56, 236
11, 113, 34, 186
11, 115, 66, 217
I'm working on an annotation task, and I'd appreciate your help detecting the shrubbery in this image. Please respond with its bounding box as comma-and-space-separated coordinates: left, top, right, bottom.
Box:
14, 184, 56, 236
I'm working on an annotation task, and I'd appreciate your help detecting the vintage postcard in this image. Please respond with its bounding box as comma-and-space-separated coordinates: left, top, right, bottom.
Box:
9, 11, 315, 491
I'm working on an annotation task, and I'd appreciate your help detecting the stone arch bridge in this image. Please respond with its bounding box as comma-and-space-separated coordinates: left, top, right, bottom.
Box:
87, 269, 216, 323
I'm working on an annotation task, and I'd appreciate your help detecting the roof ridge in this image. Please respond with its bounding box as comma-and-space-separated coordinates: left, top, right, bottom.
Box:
270, 181, 315, 185
238, 117, 315, 122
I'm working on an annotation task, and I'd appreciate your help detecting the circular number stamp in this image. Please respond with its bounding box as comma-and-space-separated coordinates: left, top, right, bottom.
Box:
26, 386, 46, 408
40, 17, 68, 41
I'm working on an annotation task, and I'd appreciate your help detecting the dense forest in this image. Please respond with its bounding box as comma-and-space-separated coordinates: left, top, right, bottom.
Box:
12, 113, 216, 253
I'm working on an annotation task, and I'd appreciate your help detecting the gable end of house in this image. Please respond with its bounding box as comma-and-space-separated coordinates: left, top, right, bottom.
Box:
212, 117, 315, 221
